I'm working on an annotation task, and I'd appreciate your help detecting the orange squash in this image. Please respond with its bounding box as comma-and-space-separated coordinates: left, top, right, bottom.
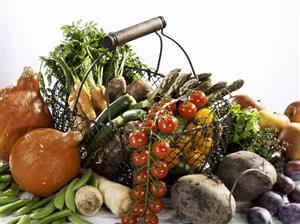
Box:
0, 67, 53, 161
10, 128, 81, 197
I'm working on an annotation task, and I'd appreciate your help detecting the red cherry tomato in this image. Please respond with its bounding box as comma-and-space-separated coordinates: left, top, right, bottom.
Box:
151, 141, 171, 159
133, 169, 148, 185
128, 131, 148, 149
188, 90, 207, 109
150, 161, 169, 179
148, 106, 166, 119
131, 150, 149, 167
159, 98, 176, 111
130, 203, 145, 216
147, 199, 164, 214
139, 119, 158, 135
121, 214, 137, 224
130, 186, 146, 201
150, 180, 168, 198
143, 214, 159, 224
178, 101, 197, 119
157, 116, 177, 134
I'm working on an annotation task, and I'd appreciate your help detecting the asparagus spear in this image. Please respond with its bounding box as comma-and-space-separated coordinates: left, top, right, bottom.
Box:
204, 81, 227, 95
195, 79, 212, 93
206, 79, 244, 104
148, 68, 181, 101
165, 72, 192, 97
196, 73, 212, 82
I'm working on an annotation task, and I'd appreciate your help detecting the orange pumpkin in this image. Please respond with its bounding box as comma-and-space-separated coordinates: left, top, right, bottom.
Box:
0, 67, 53, 161
10, 128, 81, 197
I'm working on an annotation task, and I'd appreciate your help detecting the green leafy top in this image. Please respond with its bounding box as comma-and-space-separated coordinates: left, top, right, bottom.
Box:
39, 20, 147, 107
230, 103, 260, 146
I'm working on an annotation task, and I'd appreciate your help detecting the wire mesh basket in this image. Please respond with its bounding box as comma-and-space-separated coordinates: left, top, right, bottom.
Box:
49, 17, 232, 187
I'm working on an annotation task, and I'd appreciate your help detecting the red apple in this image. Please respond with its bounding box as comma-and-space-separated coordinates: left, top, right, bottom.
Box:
231, 94, 265, 111
284, 101, 300, 123
279, 122, 300, 161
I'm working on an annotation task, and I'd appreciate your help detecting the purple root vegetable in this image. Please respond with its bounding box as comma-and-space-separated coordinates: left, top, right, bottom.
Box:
257, 191, 285, 215
247, 207, 273, 224
288, 185, 300, 203
284, 161, 300, 181
275, 174, 295, 195
277, 203, 300, 224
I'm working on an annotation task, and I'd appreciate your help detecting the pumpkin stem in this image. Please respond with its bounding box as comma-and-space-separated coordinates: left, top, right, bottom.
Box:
22, 66, 35, 78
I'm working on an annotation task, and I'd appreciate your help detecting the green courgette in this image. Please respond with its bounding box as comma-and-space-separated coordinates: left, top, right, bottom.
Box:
95, 94, 136, 124
83, 109, 146, 154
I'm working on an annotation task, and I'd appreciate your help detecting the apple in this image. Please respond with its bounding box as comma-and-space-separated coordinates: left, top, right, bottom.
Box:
284, 101, 300, 123
258, 110, 290, 131
279, 123, 300, 160
231, 94, 265, 111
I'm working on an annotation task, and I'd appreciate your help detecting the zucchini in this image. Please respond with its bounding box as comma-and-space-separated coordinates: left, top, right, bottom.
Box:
83, 109, 146, 154
129, 99, 151, 110
95, 94, 136, 124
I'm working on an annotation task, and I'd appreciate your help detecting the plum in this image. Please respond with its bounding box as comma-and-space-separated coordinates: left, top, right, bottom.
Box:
288, 185, 300, 203
247, 207, 273, 224
277, 203, 300, 224
257, 191, 284, 215
275, 174, 295, 195
284, 161, 300, 181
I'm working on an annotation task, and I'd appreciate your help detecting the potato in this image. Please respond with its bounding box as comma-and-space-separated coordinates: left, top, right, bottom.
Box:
171, 174, 236, 224
217, 151, 277, 201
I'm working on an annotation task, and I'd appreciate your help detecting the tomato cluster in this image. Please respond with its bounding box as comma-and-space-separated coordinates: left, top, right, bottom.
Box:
123, 91, 207, 224
124, 99, 179, 224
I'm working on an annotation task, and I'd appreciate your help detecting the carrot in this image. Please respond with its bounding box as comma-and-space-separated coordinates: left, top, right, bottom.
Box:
91, 84, 107, 114
74, 81, 97, 121
68, 90, 89, 134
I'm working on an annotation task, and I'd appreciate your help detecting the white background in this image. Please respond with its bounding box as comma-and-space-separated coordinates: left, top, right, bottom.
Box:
1, 0, 299, 113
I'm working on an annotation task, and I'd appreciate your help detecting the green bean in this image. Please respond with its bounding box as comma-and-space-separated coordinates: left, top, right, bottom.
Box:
54, 185, 68, 210
88, 174, 100, 188
0, 164, 9, 174
52, 218, 65, 224
14, 196, 40, 216
16, 215, 30, 224
32, 195, 54, 209
67, 213, 92, 224
30, 199, 56, 219
4, 182, 20, 196
0, 181, 11, 191
6, 216, 22, 224
0, 174, 12, 182
0, 195, 19, 205
65, 178, 79, 213
73, 169, 93, 191
0, 199, 30, 216
36, 209, 71, 224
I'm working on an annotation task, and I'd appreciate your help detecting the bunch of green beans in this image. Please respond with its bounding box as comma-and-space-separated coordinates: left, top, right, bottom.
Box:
0, 164, 98, 224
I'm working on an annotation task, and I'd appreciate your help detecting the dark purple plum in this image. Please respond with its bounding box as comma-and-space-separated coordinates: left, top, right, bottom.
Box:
288, 185, 300, 203
275, 174, 295, 195
247, 207, 273, 224
284, 161, 300, 181
277, 203, 300, 224
257, 191, 284, 215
